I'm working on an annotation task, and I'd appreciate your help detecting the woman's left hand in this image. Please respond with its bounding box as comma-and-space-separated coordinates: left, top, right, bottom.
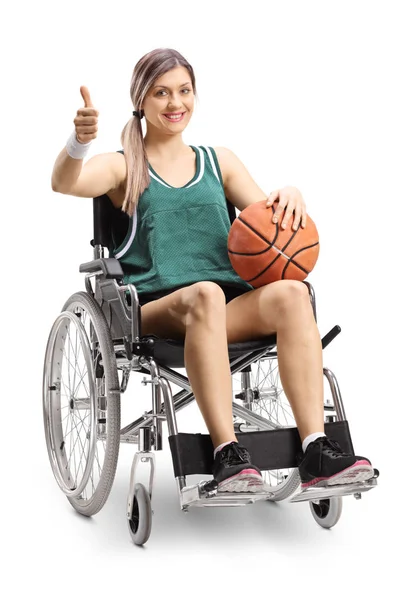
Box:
266, 186, 307, 230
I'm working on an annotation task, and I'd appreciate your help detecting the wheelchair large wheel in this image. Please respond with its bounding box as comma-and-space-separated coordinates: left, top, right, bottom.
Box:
232, 356, 301, 501
43, 291, 121, 516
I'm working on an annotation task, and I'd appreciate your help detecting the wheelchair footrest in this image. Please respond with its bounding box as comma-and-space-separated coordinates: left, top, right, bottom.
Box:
289, 475, 378, 503
181, 481, 273, 509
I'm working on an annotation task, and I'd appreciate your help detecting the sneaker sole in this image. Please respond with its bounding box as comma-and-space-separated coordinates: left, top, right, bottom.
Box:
301, 460, 374, 488
217, 469, 264, 493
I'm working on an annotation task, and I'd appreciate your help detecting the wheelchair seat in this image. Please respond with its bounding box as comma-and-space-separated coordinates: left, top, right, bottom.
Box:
116, 333, 277, 368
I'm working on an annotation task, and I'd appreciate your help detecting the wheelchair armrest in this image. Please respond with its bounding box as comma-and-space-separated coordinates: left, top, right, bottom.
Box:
79, 258, 124, 280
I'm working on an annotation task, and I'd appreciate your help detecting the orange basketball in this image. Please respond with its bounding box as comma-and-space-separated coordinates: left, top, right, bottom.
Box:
227, 200, 319, 287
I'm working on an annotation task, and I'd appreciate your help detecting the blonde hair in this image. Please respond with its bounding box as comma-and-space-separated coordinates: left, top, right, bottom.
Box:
120, 48, 198, 217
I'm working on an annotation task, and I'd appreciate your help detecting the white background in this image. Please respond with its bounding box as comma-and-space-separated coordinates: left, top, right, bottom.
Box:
2, 0, 399, 597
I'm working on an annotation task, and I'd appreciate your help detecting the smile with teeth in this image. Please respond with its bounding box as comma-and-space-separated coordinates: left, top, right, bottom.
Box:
163, 112, 185, 122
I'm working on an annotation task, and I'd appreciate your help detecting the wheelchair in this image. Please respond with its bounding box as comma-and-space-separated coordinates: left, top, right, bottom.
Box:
42, 194, 379, 546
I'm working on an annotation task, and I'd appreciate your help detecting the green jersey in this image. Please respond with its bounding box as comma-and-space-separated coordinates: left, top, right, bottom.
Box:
109, 145, 253, 295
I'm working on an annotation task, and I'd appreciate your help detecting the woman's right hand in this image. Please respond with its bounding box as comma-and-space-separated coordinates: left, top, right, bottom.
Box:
74, 86, 99, 143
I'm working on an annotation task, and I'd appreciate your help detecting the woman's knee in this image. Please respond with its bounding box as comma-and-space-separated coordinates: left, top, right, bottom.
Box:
268, 280, 311, 321
140, 282, 226, 337
186, 281, 226, 320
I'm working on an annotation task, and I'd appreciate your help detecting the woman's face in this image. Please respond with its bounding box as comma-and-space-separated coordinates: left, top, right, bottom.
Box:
142, 66, 195, 132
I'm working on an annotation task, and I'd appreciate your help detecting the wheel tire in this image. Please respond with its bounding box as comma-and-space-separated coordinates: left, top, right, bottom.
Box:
64, 292, 120, 516
43, 291, 121, 516
128, 484, 152, 546
310, 497, 343, 529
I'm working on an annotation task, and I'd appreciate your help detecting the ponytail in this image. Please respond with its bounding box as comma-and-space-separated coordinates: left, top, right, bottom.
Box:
120, 114, 150, 217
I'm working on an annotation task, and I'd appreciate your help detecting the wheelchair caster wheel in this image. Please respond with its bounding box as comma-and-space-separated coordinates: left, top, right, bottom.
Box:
309, 497, 342, 529
127, 483, 152, 546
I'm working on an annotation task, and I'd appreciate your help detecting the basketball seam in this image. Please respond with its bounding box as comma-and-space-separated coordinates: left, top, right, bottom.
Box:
234, 212, 298, 255
281, 243, 320, 279
239, 244, 318, 284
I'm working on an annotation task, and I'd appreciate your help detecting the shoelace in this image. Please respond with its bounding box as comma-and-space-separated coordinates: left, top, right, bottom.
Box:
315, 438, 351, 473
220, 443, 251, 466
322, 438, 352, 458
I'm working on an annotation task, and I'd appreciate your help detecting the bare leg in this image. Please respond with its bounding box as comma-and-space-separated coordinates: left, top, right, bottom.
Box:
140, 282, 238, 448
183, 284, 238, 447
226, 281, 324, 442
275, 298, 324, 441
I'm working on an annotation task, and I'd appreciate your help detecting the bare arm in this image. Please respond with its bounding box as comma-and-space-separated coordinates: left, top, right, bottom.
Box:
214, 146, 268, 211
51, 146, 85, 192
51, 148, 126, 199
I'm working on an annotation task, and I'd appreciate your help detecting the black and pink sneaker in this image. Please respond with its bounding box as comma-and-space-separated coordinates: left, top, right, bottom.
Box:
297, 436, 374, 489
212, 441, 263, 493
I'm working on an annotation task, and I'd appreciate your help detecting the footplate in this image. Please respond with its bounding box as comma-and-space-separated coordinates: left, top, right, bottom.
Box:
290, 471, 379, 503
180, 480, 273, 509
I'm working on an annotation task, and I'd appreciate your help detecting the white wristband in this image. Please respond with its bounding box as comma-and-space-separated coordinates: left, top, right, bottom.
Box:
66, 130, 93, 159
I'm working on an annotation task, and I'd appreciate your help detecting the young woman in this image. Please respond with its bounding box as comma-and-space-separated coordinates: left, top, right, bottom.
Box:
51, 47, 374, 494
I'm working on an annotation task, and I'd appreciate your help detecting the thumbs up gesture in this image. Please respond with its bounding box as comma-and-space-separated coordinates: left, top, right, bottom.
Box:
74, 86, 99, 143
